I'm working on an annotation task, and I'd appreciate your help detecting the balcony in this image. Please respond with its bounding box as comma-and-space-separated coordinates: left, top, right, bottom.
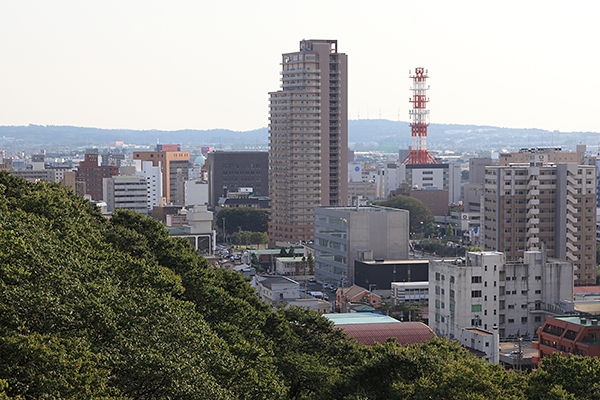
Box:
527, 227, 539, 236
527, 237, 540, 247
526, 218, 540, 227
526, 189, 540, 198
566, 241, 578, 252
281, 68, 321, 74
527, 198, 539, 207
527, 208, 539, 218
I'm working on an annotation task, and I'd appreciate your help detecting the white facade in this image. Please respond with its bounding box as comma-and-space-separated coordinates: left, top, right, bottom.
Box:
429, 251, 573, 340
102, 175, 148, 214
185, 179, 209, 207
401, 163, 462, 204
459, 327, 500, 364
135, 160, 163, 211
391, 281, 428, 305
255, 276, 300, 306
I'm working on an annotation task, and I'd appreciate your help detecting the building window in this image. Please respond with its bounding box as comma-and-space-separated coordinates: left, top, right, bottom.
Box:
472, 276, 482, 284
472, 304, 482, 312
472, 290, 482, 298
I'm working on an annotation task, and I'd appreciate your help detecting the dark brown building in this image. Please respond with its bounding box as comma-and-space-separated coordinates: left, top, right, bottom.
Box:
207, 151, 269, 207
76, 150, 118, 201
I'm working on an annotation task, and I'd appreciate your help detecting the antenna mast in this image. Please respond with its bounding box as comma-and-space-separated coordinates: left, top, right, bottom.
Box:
401, 67, 437, 164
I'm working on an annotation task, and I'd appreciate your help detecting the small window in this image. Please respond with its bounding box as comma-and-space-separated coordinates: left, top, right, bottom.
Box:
472, 304, 482, 312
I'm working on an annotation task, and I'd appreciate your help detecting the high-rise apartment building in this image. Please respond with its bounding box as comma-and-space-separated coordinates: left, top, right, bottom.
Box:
483, 155, 596, 285
268, 39, 348, 244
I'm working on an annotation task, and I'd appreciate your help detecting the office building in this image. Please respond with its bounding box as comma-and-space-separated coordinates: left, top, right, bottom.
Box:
206, 151, 269, 207
483, 157, 596, 285
314, 205, 409, 285
76, 149, 119, 200
102, 175, 148, 214
133, 146, 189, 205
429, 250, 573, 340
268, 39, 348, 244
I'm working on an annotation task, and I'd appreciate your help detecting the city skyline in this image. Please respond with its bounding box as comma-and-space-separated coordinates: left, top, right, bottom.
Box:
1, 1, 599, 133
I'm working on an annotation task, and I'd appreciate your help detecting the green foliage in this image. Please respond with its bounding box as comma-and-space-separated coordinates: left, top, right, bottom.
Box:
415, 238, 464, 257
374, 195, 434, 233
5, 171, 600, 399
230, 231, 268, 245
216, 207, 269, 234
446, 223, 455, 237
527, 353, 600, 400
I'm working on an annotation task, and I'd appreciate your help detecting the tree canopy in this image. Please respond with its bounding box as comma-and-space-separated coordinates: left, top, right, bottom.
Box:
216, 207, 269, 234
374, 195, 434, 234
2, 171, 600, 399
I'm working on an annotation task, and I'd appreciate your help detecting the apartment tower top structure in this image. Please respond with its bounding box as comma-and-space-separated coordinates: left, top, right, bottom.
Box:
268, 39, 348, 244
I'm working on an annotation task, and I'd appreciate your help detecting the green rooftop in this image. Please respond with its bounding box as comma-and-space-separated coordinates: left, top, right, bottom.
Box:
325, 313, 399, 325
554, 315, 600, 326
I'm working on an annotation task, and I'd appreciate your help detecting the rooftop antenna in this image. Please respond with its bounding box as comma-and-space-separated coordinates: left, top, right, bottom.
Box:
401, 67, 436, 164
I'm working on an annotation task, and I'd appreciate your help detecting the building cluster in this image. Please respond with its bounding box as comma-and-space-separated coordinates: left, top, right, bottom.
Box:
5, 38, 600, 365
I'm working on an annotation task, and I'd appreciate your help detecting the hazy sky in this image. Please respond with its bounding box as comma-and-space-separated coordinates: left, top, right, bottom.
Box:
1, 0, 599, 133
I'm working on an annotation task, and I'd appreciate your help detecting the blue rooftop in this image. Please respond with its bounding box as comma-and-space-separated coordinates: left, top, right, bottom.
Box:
325, 313, 400, 325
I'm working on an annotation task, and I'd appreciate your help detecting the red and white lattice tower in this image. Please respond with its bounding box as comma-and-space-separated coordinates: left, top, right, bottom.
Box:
401, 67, 437, 165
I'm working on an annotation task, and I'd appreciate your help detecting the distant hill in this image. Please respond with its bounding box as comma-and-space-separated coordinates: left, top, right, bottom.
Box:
2, 120, 599, 152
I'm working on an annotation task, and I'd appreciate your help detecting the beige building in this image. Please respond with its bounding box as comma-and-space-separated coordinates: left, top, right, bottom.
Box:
483, 156, 596, 285
499, 146, 586, 166
133, 149, 190, 205
268, 39, 348, 244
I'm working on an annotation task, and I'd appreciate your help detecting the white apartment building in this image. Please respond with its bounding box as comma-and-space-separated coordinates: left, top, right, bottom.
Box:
429, 251, 573, 340
134, 160, 163, 211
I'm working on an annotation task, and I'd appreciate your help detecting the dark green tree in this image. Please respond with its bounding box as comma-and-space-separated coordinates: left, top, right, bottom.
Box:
216, 207, 269, 234
373, 195, 434, 234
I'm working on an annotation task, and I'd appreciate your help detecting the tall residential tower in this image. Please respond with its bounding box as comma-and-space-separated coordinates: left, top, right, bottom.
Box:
268, 39, 348, 244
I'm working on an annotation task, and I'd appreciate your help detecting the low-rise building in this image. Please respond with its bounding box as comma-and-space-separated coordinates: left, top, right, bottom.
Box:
355, 259, 429, 291
533, 315, 600, 362
314, 205, 410, 285
336, 284, 381, 311
391, 281, 429, 305
255, 275, 300, 306
275, 256, 312, 276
